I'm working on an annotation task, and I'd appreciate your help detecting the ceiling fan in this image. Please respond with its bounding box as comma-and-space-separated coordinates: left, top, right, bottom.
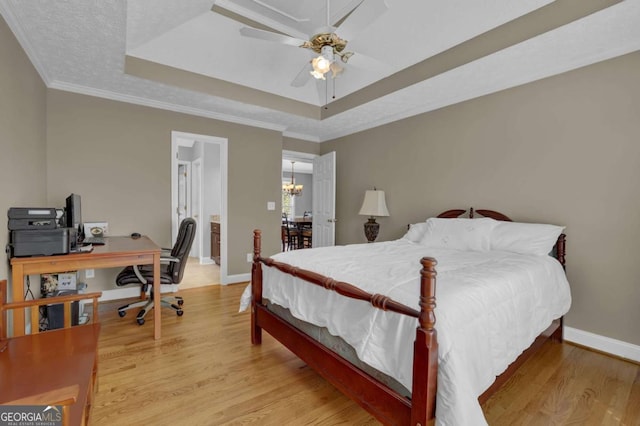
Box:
213, 0, 388, 87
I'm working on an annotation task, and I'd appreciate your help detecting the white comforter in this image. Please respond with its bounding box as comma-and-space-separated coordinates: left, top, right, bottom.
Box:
257, 239, 571, 425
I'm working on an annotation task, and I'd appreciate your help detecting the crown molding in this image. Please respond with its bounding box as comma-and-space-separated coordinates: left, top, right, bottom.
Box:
282, 130, 321, 143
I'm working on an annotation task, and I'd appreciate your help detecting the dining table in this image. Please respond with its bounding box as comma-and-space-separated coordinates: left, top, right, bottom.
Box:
289, 216, 312, 248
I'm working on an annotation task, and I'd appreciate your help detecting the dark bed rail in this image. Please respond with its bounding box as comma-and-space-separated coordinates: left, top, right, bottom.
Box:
251, 230, 440, 321
250, 229, 439, 424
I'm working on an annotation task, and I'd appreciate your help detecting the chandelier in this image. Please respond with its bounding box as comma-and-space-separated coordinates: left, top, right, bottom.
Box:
283, 161, 303, 197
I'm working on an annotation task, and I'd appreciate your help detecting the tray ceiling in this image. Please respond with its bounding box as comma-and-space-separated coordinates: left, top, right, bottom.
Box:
1, 0, 638, 142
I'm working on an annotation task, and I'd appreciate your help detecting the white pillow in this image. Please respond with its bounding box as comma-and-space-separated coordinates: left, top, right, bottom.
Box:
401, 222, 429, 243
418, 217, 496, 251
491, 221, 565, 255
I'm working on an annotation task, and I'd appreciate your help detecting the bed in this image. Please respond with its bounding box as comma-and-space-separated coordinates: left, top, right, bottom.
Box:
248, 208, 571, 425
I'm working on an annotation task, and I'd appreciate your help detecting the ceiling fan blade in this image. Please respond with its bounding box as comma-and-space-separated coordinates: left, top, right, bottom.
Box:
331, 0, 364, 27
337, 0, 387, 42
239, 27, 307, 47
291, 62, 311, 87
213, 1, 309, 40
346, 51, 393, 75
213, 4, 283, 35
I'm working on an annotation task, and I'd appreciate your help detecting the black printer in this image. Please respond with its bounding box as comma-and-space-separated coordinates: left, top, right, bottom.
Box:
7, 207, 75, 257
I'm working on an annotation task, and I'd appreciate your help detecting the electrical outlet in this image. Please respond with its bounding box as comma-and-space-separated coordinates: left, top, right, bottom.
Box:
246, 253, 253, 263
85, 269, 95, 279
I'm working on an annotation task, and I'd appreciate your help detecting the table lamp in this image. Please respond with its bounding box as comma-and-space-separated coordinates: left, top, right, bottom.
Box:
358, 189, 390, 242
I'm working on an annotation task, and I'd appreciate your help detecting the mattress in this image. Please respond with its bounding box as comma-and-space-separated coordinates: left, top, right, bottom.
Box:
256, 239, 571, 425
265, 299, 411, 398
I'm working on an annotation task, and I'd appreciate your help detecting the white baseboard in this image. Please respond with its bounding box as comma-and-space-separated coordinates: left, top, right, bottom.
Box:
221, 273, 250, 285
564, 326, 640, 363
96, 284, 178, 303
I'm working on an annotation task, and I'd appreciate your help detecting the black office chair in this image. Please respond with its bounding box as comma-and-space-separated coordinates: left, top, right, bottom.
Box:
116, 218, 196, 325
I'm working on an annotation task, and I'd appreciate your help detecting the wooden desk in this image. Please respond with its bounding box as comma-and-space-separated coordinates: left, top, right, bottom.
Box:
0, 324, 101, 426
10, 236, 162, 339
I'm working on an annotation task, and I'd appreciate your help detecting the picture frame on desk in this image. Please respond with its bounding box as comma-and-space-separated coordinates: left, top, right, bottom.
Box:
83, 221, 108, 238
41, 272, 78, 293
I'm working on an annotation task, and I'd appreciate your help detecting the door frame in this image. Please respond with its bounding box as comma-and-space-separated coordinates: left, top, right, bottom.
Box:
177, 160, 192, 221
171, 131, 229, 283
190, 157, 203, 260
282, 150, 336, 248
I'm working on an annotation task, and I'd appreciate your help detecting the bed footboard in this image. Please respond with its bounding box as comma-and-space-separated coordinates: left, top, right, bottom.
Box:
250, 230, 438, 426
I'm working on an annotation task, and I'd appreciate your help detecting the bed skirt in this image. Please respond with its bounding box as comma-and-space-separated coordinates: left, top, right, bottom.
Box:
265, 299, 412, 398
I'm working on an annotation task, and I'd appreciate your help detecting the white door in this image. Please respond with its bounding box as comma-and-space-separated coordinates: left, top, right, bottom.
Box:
312, 151, 336, 247
190, 158, 202, 258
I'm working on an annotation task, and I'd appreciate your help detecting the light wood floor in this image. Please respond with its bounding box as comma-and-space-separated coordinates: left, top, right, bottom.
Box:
92, 284, 640, 425
179, 257, 220, 289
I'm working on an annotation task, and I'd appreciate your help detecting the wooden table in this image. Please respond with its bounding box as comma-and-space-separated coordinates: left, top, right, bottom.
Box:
10, 236, 162, 339
0, 324, 101, 425
289, 217, 312, 248
289, 217, 312, 227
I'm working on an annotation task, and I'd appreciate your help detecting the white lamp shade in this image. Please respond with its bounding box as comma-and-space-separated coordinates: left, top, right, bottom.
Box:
359, 190, 390, 217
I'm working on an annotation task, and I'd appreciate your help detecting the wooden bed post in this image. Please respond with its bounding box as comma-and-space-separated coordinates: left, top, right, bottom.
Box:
251, 230, 263, 344
411, 257, 438, 426
553, 233, 566, 342
556, 234, 566, 270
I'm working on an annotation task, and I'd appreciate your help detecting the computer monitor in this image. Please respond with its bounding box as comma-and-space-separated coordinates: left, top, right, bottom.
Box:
65, 193, 82, 238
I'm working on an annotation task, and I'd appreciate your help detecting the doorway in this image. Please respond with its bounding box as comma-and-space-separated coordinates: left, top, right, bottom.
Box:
282, 150, 336, 248
171, 131, 228, 286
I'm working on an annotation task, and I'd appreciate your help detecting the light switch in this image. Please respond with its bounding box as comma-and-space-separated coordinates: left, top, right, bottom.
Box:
267, 201, 276, 211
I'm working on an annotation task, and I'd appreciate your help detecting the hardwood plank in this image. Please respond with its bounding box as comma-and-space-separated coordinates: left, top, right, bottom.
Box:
92, 284, 639, 425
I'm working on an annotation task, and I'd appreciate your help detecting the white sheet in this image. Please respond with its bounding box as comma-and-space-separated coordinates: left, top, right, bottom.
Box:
256, 239, 571, 426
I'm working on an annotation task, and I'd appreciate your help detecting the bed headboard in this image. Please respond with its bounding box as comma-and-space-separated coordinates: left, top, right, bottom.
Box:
435, 207, 566, 268
437, 207, 512, 222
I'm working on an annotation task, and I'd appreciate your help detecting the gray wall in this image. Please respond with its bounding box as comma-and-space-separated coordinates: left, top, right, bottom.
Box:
321, 51, 640, 347
0, 16, 47, 283
45, 89, 282, 289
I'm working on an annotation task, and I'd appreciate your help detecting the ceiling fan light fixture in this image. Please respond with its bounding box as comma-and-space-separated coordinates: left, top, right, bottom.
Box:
310, 69, 326, 80
310, 45, 336, 80
312, 55, 332, 74
330, 62, 343, 78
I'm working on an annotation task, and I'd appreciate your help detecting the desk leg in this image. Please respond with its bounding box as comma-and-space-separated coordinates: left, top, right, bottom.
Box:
153, 251, 161, 340
10, 264, 25, 337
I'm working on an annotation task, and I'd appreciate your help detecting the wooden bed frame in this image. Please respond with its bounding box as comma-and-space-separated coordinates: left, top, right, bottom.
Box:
250, 208, 566, 426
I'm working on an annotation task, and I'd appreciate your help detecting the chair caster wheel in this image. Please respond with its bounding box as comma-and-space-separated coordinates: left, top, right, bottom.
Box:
177, 310, 184, 317
137, 318, 145, 325
177, 298, 184, 306
118, 310, 126, 317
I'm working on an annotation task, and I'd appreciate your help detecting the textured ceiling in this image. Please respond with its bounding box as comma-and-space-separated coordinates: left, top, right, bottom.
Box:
1, 0, 639, 142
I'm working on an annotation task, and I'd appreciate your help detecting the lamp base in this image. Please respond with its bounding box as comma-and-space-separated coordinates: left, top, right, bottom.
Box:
363, 217, 380, 243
